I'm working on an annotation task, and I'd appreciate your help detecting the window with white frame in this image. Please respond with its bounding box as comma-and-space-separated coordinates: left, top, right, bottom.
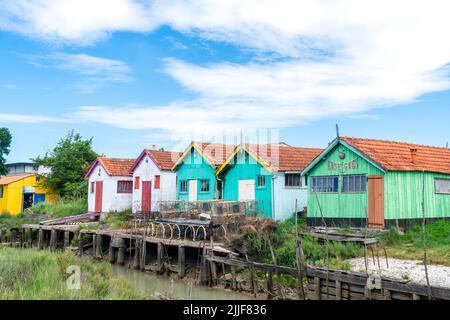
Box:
285, 173, 301, 187
311, 176, 339, 193
342, 175, 367, 193
435, 178, 450, 194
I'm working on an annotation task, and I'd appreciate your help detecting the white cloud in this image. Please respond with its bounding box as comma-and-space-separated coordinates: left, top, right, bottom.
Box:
0, 113, 68, 123
26, 52, 133, 93
2, 1, 450, 132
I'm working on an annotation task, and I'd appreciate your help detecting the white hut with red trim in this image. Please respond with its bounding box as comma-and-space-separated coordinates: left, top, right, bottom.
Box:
130, 149, 181, 213
85, 157, 135, 213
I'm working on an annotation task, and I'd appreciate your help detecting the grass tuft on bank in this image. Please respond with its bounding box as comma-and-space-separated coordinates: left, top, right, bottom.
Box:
378, 220, 450, 266
0, 247, 146, 300
26, 197, 88, 218
242, 217, 363, 271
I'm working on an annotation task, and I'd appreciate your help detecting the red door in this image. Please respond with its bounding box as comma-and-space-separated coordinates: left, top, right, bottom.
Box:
368, 175, 384, 229
142, 181, 152, 213
95, 181, 103, 213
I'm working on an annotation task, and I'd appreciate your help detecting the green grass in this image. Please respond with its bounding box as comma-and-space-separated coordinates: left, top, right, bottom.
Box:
102, 209, 132, 229
26, 197, 88, 218
0, 247, 147, 299
378, 220, 450, 265
0, 213, 37, 237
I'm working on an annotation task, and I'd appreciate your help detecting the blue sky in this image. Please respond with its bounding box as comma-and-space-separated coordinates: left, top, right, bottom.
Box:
0, 1, 449, 163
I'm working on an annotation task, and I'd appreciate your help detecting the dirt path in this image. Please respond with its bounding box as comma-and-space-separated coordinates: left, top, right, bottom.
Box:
349, 257, 450, 288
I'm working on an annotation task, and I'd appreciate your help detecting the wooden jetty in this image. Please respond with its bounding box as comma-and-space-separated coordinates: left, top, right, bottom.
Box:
15, 223, 450, 301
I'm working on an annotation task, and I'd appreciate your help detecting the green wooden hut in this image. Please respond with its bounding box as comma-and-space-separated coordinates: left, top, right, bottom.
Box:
172, 142, 235, 202
302, 136, 450, 229
216, 143, 323, 220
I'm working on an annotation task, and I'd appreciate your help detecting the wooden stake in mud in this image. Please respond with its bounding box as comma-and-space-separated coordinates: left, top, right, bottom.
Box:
157, 242, 164, 272
38, 228, 44, 250
109, 245, 116, 263
78, 236, 84, 257
96, 234, 103, 259
92, 234, 97, 258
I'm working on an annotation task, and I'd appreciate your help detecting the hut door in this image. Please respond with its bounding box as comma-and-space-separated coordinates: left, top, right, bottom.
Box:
94, 181, 103, 213
368, 175, 384, 229
142, 181, 152, 213
188, 180, 198, 201
238, 179, 255, 201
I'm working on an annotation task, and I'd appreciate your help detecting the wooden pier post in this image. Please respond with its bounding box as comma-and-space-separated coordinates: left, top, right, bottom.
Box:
139, 240, 146, 271
335, 280, 342, 300
63, 231, 70, 251
96, 234, 103, 259
38, 229, 44, 250
314, 277, 321, 300
109, 246, 116, 263
92, 234, 97, 258
133, 240, 140, 269
78, 236, 84, 257
50, 229, 57, 251
200, 247, 210, 285
157, 242, 164, 272
28, 228, 33, 247
117, 238, 126, 265
178, 246, 186, 278
266, 272, 274, 299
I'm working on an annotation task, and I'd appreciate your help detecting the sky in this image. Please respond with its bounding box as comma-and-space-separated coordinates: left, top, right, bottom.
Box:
0, 0, 449, 163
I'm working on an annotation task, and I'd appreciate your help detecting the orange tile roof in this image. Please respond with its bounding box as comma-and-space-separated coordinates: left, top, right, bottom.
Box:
341, 136, 450, 175
85, 157, 135, 178
0, 173, 35, 185
193, 142, 237, 167
245, 144, 324, 171
135, 149, 182, 171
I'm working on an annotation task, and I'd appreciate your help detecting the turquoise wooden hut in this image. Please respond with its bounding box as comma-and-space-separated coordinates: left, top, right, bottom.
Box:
172, 142, 236, 202
216, 143, 323, 220
302, 136, 450, 229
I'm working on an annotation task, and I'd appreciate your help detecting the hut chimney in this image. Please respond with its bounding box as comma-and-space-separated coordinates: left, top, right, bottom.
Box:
410, 148, 418, 163
151, 144, 156, 150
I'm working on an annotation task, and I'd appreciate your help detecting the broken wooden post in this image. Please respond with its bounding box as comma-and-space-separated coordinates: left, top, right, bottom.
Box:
178, 246, 186, 278
38, 228, 44, 250
117, 238, 126, 265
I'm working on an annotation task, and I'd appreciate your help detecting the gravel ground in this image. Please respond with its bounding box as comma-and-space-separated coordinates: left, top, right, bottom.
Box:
349, 257, 450, 288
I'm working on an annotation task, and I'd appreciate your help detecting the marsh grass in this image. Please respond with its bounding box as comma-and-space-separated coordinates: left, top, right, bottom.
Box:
26, 197, 88, 218
378, 220, 450, 265
0, 247, 146, 299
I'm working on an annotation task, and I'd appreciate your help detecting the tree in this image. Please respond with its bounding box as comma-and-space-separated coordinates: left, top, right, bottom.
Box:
32, 130, 99, 197
0, 128, 12, 176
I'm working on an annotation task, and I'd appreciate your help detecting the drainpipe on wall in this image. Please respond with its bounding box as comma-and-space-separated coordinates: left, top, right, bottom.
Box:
271, 175, 277, 220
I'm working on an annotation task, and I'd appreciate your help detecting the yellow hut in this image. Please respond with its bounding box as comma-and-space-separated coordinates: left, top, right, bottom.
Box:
0, 173, 58, 215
